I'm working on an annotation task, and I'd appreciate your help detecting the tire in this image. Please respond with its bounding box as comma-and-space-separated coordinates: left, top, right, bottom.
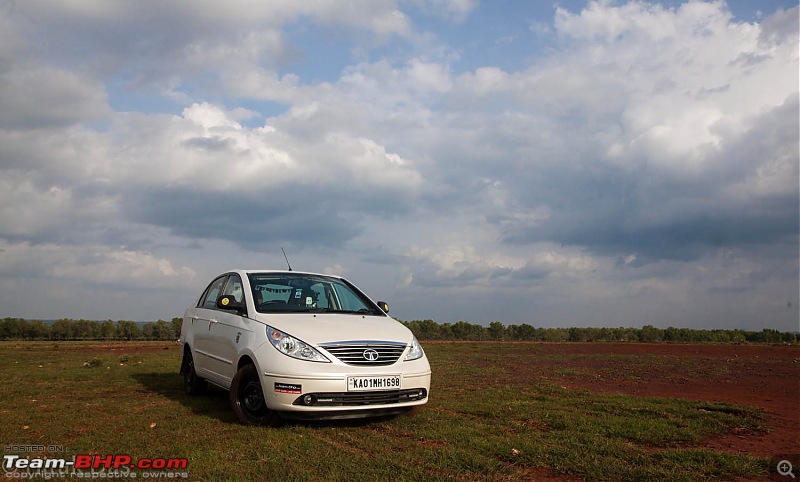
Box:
183, 351, 207, 396
230, 364, 280, 426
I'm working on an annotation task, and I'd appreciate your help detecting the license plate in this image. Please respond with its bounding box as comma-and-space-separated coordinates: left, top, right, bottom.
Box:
347, 375, 401, 391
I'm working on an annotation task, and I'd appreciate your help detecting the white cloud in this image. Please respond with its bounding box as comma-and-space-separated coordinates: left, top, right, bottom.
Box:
0, 1, 796, 330
0, 65, 109, 129
0, 240, 194, 288
52, 248, 195, 286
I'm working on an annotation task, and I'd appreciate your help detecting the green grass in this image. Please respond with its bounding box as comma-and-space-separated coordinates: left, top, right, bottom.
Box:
0, 341, 771, 481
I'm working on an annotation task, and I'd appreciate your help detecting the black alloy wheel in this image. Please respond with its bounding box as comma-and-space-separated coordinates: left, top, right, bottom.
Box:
230, 364, 280, 426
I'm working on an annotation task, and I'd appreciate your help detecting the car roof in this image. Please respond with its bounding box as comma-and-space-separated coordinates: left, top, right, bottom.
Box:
227, 269, 345, 280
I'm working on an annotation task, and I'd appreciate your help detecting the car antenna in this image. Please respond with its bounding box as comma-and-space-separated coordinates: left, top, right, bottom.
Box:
281, 247, 292, 271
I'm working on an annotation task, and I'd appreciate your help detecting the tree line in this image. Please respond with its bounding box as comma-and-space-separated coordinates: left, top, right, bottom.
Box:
0, 317, 182, 341
401, 319, 797, 344
0, 317, 795, 344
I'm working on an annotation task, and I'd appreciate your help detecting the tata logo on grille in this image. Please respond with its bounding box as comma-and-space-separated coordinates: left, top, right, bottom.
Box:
363, 349, 379, 361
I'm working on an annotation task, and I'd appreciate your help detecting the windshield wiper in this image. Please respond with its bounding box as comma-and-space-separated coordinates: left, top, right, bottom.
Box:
337, 308, 379, 315
305, 307, 377, 314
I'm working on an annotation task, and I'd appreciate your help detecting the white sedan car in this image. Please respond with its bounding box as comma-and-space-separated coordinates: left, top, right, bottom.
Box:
179, 269, 431, 425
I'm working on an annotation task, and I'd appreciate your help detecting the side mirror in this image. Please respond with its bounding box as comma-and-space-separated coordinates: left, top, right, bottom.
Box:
217, 295, 246, 314
376, 301, 389, 314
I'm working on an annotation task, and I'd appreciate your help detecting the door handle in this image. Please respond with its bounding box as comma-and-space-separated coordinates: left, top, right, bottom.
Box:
209, 319, 219, 324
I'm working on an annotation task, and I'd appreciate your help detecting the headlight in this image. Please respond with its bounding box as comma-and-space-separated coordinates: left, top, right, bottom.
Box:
404, 336, 424, 361
266, 326, 330, 363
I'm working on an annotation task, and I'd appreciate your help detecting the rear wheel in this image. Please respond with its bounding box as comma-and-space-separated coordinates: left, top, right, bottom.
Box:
183, 351, 206, 396
230, 364, 280, 426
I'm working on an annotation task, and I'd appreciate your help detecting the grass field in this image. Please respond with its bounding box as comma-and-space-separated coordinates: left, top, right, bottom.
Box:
0, 341, 773, 481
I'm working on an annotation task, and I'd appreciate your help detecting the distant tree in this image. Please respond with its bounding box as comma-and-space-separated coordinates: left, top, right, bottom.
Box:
115, 320, 141, 340
664, 327, 686, 342
755, 328, 783, 344
451, 321, 486, 340
437, 323, 455, 340
487, 321, 506, 340
638, 325, 664, 342
24, 320, 49, 340
51, 319, 74, 340
100, 320, 115, 339
0, 318, 25, 339
568, 327, 588, 342
508, 323, 536, 341
582, 327, 602, 342
402, 319, 444, 340
541, 328, 568, 342
171, 317, 183, 339
73, 319, 98, 339
710, 330, 731, 343
152, 320, 173, 340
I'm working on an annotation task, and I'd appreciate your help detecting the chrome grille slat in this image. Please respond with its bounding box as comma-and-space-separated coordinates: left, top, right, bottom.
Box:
320, 342, 407, 366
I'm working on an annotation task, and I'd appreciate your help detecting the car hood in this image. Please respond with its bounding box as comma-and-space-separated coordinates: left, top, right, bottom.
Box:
255, 313, 414, 346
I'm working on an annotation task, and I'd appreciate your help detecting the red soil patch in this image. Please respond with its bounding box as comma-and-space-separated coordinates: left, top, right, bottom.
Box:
512, 343, 799, 459
28, 341, 180, 354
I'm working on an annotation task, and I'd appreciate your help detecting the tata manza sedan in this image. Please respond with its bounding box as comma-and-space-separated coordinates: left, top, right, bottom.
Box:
179, 270, 431, 425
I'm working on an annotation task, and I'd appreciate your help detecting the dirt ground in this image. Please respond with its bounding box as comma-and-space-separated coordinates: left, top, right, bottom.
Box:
520, 343, 799, 459
77, 341, 799, 460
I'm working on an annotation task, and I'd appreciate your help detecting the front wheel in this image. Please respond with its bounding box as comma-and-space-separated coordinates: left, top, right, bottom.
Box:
230, 364, 280, 426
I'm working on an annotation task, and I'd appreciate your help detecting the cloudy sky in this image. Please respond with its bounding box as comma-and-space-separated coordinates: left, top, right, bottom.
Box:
0, 0, 797, 331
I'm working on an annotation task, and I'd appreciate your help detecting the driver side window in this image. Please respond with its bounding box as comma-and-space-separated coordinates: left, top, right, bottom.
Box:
222, 274, 244, 302
200, 276, 228, 309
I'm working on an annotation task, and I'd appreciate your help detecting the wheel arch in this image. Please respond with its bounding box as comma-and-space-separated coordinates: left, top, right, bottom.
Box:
179, 342, 193, 375
236, 353, 257, 372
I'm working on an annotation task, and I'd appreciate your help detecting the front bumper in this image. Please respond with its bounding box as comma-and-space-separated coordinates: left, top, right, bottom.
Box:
261, 369, 431, 417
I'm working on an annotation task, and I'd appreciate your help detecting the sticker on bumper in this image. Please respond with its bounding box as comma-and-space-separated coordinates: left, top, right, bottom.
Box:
274, 382, 302, 394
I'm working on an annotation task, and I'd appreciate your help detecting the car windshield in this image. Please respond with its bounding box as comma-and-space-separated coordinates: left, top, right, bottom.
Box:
248, 273, 384, 315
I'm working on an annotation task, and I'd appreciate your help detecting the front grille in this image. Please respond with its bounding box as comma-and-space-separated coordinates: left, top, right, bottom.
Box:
319, 341, 407, 366
292, 389, 428, 407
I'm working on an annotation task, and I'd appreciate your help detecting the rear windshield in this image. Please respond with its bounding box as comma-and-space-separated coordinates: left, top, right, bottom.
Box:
248, 273, 384, 315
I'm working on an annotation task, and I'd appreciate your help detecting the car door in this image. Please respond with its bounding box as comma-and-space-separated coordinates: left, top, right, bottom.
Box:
191, 275, 230, 383
205, 273, 250, 386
